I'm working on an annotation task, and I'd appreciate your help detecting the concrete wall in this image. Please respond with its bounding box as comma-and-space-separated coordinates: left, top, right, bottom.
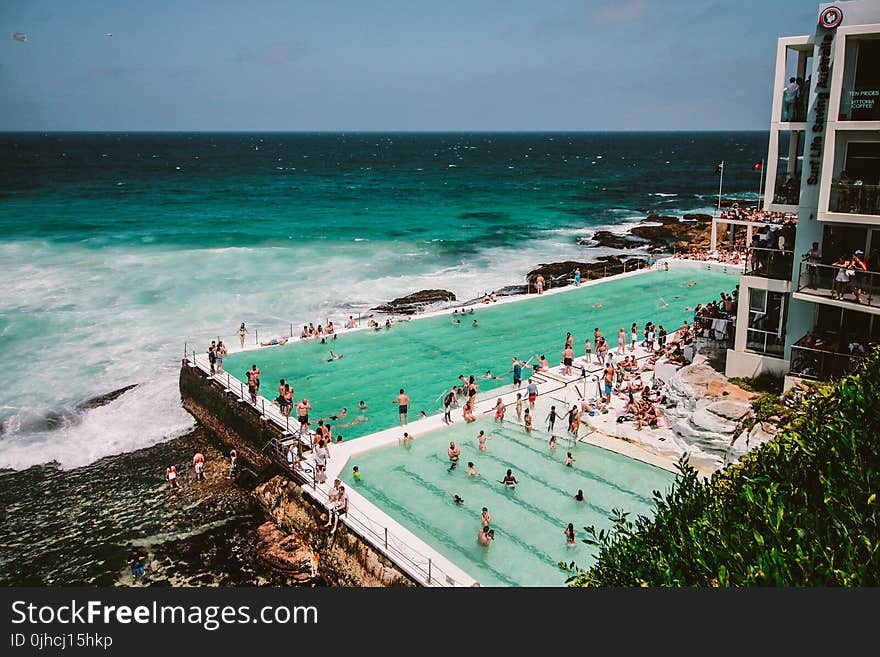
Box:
725, 349, 790, 379
178, 361, 415, 587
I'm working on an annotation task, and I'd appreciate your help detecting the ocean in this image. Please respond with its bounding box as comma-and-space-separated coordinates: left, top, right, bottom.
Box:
0, 131, 766, 584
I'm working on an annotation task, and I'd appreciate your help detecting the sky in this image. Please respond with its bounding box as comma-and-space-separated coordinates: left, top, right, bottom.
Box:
0, 0, 821, 131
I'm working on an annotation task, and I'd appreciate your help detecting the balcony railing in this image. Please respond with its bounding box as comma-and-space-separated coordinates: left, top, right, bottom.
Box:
828, 182, 880, 216
795, 261, 879, 310
745, 247, 794, 280
789, 343, 868, 381
773, 174, 800, 206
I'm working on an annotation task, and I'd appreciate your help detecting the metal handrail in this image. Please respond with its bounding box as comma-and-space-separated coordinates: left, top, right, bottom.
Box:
795, 261, 877, 308
829, 182, 880, 216
789, 343, 868, 381
744, 246, 794, 280
184, 350, 467, 586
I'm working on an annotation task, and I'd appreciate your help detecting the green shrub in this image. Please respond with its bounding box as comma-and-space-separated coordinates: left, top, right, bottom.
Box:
565, 347, 880, 586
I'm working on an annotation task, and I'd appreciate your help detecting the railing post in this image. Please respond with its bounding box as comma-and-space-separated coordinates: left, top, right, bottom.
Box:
226, 373, 230, 390
603, 266, 607, 278
255, 329, 259, 345
427, 559, 432, 584
184, 342, 187, 359
384, 527, 388, 550
290, 323, 293, 337
261, 399, 266, 417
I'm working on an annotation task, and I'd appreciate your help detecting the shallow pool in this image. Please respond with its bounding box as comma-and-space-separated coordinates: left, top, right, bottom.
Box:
341, 417, 676, 586
223, 267, 737, 439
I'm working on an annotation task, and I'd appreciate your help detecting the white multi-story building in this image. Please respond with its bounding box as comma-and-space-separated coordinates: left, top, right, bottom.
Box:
725, 0, 880, 388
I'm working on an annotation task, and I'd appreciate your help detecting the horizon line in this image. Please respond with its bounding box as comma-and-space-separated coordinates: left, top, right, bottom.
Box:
0, 128, 770, 134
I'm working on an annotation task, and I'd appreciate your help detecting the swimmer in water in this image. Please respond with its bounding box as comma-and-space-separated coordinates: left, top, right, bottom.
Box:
500, 469, 518, 487
564, 452, 575, 467
481, 507, 492, 526
478, 525, 493, 546
453, 494, 465, 505
565, 523, 576, 545
327, 351, 343, 361
593, 303, 602, 308
574, 489, 585, 502
477, 430, 491, 451
467, 461, 479, 477
688, 280, 697, 287
352, 466, 361, 481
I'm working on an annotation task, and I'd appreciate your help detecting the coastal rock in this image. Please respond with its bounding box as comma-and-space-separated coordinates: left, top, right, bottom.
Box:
683, 213, 713, 222
77, 384, 139, 411
372, 289, 456, 315
642, 214, 681, 225
580, 230, 647, 249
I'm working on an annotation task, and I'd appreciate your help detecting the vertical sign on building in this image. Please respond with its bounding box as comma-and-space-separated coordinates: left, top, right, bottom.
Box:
806, 6, 843, 185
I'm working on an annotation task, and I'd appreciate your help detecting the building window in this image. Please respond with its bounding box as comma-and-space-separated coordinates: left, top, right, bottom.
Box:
746, 289, 787, 357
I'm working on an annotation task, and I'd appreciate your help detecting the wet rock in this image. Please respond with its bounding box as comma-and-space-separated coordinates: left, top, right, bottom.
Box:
78, 384, 139, 411
683, 213, 713, 222
372, 289, 456, 315
580, 230, 647, 249
642, 214, 681, 225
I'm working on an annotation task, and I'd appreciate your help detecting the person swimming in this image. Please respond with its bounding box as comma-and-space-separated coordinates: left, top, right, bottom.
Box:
352, 466, 361, 481
453, 494, 465, 505
327, 351, 343, 361
574, 489, 585, 501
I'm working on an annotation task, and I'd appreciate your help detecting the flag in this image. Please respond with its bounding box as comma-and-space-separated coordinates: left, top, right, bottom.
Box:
752, 161, 763, 171
12, 32, 27, 42
715, 162, 724, 174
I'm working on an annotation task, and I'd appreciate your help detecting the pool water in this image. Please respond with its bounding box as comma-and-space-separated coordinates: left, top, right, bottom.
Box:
341, 418, 676, 587
223, 267, 737, 439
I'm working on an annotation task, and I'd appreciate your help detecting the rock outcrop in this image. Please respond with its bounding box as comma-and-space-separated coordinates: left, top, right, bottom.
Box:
372, 289, 456, 315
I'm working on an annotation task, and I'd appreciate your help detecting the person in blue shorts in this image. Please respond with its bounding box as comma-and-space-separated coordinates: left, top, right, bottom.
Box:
511, 357, 525, 389
128, 546, 146, 578
573, 268, 581, 286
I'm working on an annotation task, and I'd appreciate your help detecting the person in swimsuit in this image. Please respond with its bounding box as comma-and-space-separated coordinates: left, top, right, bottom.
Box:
549, 435, 557, 451
564, 452, 575, 467
481, 507, 492, 526
478, 526, 493, 546
477, 430, 489, 451
500, 469, 518, 487
165, 465, 179, 490
443, 389, 456, 425
565, 523, 576, 545
523, 408, 532, 434
448, 441, 460, 465
259, 336, 288, 347
546, 405, 557, 431
467, 462, 479, 477
535, 274, 545, 295
630, 323, 639, 352
584, 338, 592, 364
192, 452, 205, 481
237, 322, 248, 348
394, 389, 410, 426
327, 351, 343, 361
453, 494, 465, 505
494, 398, 505, 422
515, 393, 523, 422
574, 489, 585, 502
297, 398, 312, 435
562, 345, 574, 375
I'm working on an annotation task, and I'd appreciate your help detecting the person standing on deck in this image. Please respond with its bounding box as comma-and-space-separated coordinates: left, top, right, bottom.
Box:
443, 389, 456, 425
394, 389, 411, 426
297, 398, 312, 436
215, 341, 227, 373
515, 393, 524, 423
617, 328, 627, 356
630, 323, 639, 353
573, 268, 581, 287
237, 322, 248, 349
562, 345, 575, 375
526, 379, 539, 410
535, 274, 546, 295
208, 341, 217, 375
584, 337, 592, 364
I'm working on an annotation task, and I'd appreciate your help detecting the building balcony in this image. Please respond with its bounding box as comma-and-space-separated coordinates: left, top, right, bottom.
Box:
794, 261, 880, 312
789, 338, 869, 382
828, 182, 880, 217
745, 247, 794, 280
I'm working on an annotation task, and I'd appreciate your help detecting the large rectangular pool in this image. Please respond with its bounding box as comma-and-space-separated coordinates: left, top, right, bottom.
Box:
223, 266, 738, 439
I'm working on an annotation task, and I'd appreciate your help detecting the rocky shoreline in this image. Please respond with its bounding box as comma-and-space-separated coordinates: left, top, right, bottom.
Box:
374, 209, 732, 314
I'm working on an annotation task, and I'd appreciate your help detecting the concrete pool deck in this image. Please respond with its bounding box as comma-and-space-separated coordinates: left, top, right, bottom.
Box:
187, 257, 742, 586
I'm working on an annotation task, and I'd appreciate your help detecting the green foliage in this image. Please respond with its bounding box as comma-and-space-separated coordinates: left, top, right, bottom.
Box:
728, 373, 784, 395
568, 347, 880, 587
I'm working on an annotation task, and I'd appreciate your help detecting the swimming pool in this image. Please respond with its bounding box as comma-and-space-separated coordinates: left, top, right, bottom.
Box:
340, 417, 676, 586
222, 266, 738, 440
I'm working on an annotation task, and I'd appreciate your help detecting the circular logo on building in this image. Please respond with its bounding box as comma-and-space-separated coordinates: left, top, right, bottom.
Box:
819, 6, 843, 29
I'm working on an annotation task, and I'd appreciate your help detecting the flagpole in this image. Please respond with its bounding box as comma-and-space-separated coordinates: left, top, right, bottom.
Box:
716, 160, 724, 218
757, 159, 764, 209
